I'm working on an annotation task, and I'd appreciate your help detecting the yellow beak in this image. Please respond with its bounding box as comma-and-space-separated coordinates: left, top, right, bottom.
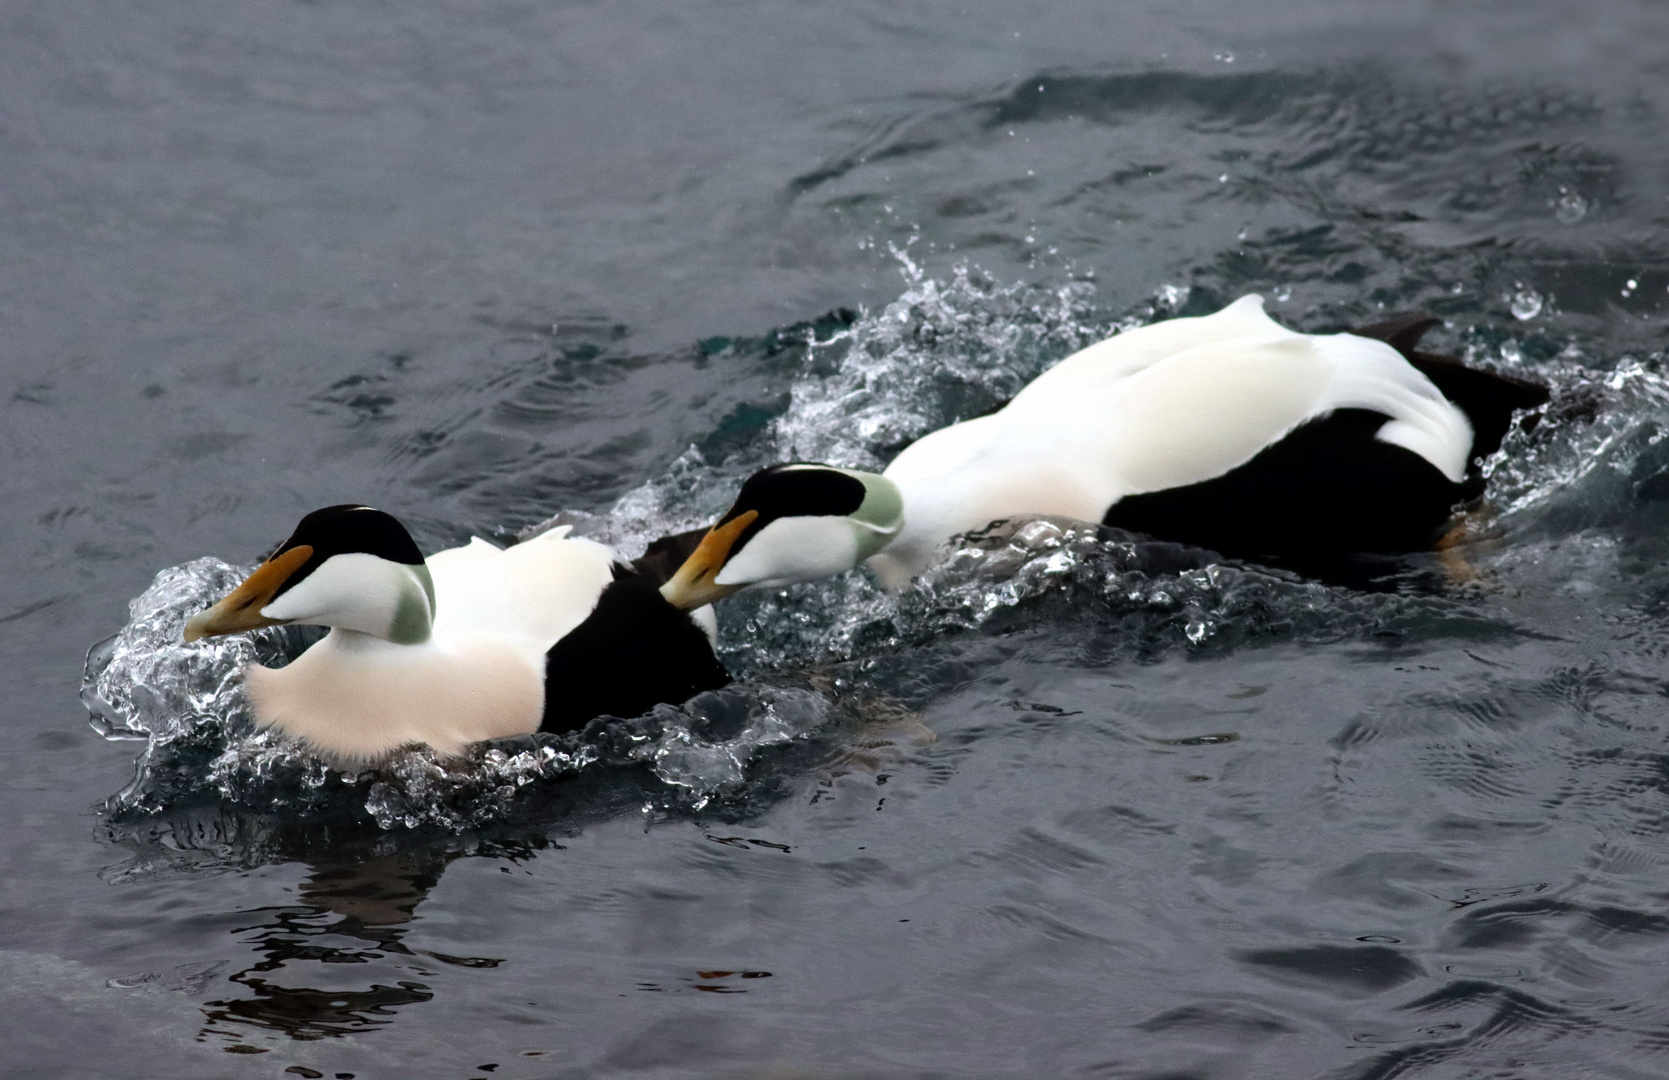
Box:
183, 545, 314, 642
658, 511, 758, 611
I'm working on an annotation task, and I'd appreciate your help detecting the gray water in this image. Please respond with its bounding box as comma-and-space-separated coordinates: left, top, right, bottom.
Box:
6, 1, 1669, 1076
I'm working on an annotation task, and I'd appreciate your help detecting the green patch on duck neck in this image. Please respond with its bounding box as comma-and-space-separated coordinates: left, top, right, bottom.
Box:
388, 564, 435, 645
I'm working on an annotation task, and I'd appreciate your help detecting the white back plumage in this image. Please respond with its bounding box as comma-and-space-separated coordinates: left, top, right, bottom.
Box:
868, 295, 1472, 586
425, 526, 618, 659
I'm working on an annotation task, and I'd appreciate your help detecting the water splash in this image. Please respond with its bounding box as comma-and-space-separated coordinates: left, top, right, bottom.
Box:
771, 252, 1096, 470
1509, 284, 1545, 321
1481, 354, 1669, 520
1553, 188, 1589, 225
82, 259, 1663, 836
81, 559, 289, 745
530, 249, 1101, 557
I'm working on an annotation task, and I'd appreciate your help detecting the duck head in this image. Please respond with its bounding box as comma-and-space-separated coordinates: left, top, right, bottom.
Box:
184, 505, 436, 645
660, 464, 904, 610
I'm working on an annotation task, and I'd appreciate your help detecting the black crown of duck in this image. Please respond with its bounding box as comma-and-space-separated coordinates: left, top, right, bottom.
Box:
185, 506, 728, 766
661, 294, 1550, 608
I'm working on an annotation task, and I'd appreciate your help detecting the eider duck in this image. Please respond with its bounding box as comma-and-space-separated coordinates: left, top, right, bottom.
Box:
659, 294, 1550, 605
183, 505, 729, 765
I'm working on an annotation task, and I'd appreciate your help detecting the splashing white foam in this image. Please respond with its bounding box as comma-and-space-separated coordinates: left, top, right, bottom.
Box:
1481, 355, 1669, 519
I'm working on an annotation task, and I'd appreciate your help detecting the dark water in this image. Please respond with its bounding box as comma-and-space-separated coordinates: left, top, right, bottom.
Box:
6, 1, 1669, 1076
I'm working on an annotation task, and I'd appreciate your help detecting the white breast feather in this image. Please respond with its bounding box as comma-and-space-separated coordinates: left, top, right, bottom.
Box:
871, 294, 1473, 583
245, 635, 544, 765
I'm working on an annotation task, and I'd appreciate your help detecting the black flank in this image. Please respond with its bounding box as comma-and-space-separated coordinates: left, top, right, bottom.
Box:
540, 567, 731, 735
1103, 408, 1472, 566
719, 464, 867, 554
268, 505, 424, 600
1350, 315, 1551, 464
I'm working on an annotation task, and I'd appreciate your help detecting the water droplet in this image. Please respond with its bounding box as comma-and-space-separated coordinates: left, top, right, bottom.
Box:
1218, 173, 1229, 183
1213, 51, 1235, 63
1509, 284, 1543, 321
1553, 188, 1588, 225
1273, 285, 1291, 303
1622, 279, 1638, 298
1156, 284, 1190, 310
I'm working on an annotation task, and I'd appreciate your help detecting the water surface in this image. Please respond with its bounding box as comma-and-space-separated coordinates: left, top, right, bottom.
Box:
5, 1, 1669, 1076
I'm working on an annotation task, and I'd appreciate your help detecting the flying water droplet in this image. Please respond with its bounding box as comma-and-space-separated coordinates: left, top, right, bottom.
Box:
1509, 285, 1543, 321
1273, 285, 1292, 303
1553, 189, 1588, 225
1621, 279, 1638, 298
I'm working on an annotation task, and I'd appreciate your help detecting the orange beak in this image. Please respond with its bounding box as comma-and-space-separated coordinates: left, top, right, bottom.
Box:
183, 545, 314, 642
658, 511, 758, 611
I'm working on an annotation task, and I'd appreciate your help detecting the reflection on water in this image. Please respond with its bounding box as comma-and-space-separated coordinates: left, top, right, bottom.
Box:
202, 854, 460, 1043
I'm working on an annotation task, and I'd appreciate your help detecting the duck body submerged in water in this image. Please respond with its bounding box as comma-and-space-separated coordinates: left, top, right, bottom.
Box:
184, 505, 729, 766
661, 294, 1551, 606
